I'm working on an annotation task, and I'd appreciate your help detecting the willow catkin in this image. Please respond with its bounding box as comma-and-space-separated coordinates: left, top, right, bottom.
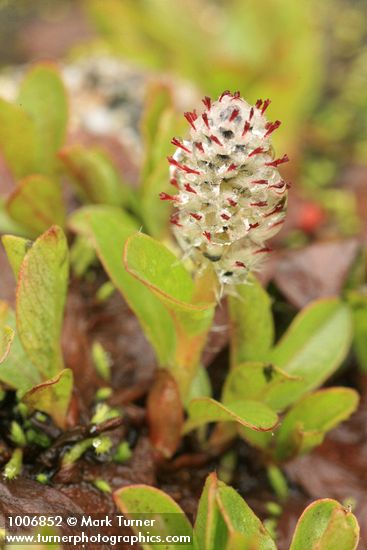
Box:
160, 91, 289, 286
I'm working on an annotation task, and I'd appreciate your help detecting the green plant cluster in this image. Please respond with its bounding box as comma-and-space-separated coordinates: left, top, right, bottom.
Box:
0, 63, 365, 549
114, 472, 360, 550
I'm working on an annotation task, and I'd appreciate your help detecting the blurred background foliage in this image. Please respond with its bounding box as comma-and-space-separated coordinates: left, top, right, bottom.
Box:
85, 0, 366, 186
0, 0, 366, 228
84, 0, 322, 156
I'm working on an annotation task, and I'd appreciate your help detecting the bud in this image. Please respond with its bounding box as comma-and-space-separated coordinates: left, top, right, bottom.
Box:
162, 91, 289, 285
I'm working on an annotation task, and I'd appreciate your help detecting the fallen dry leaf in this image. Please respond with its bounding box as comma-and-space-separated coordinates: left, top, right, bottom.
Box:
274, 239, 360, 308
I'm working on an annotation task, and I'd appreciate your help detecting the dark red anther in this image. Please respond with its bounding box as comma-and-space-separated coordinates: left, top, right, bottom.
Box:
210, 134, 223, 146
249, 222, 260, 229
227, 163, 238, 172
229, 108, 240, 122
184, 110, 198, 130
202, 96, 212, 110
202, 112, 210, 129
183, 165, 201, 175
170, 177, 179, 188
171, 138, 191, 154
221, 213, 230, 221
195, 142, 204, 153
168, 157, 201, 175
261, 99, 271, 114
269, 180, 286, 190
254, 247, 273, 254
271, 181, 288, 195
232, 91, 241, 99
160, 192, 177, 201
264, 120, 281, 137
203, 231, 211, 241
248, 147, 265, 157
271, 219, 285, 228
219, 90, 231, 102
227, 198, 237, 207
170, 214, 182, 227
255, 99, 263, 109
184, 183, 197, 194
264, 203, 284, 217
242, 121, 251, 137
248, 107, 254, 121
251, 179, 268, 185
190, 212, 202, 221
235, 261, 246, 268
167, 156, 180, 168
265, 154, 289, 167
250, 201, 268, 207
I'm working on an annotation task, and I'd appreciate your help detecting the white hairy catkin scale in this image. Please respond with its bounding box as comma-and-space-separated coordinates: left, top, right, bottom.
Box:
161, 91, 289, 286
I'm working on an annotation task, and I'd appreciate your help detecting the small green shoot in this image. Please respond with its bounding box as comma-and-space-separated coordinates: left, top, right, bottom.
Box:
95, 387, 113, 401
3, 448, 23, 480
91, 402, 121, 425
96, 281, 115, 302
93, 479, 112, 493
267, 465, 289, 502
36, 473, 49, 485
93, 436, 113, 455
9, 421, 27, 448
62, 439, 94, 467
113, 441, 132, 463
92, 341, 112, 382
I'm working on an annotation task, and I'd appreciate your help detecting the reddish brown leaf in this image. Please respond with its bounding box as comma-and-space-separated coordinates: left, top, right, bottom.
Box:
147, 370, 184, 460
274, 239, 360, 308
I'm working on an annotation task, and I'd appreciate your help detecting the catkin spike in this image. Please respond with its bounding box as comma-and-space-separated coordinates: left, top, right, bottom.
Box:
166, 91, 289, 285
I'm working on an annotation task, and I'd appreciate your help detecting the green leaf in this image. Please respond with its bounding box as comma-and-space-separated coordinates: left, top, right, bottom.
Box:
22, 369, 73, 430
113, 485, 193, 550
274, 388, 359, 461
140, 157, 173, 237
237, 425, 273, 453
1, 234, 32, 278
140, 82, 174, 181
16, 226, 69, 379
187, 365, 212, 402
194, 472, 276, 550
0, 199, 26, 235
124, 233, 215, 398
348, 291, 367, 373
216, 482, 276, 550
225, 532, 252, 550
268, 299, 353, 406
0, 325, 14, 364
0, 97, 39, 178
0, 302, 41, 393
139, 83, 187, 238
59, 145, 135, 208
290, 499, 359, 550
183, 397, 278, 434
222, 362, 300, 412
69, 206, 176, 367
194, 473, 228, 550
18, 62, 68, 173
69, 234, 97, 277
228, 275, 274, 367
124, 232, 194, 304
6, 175, 65, 238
